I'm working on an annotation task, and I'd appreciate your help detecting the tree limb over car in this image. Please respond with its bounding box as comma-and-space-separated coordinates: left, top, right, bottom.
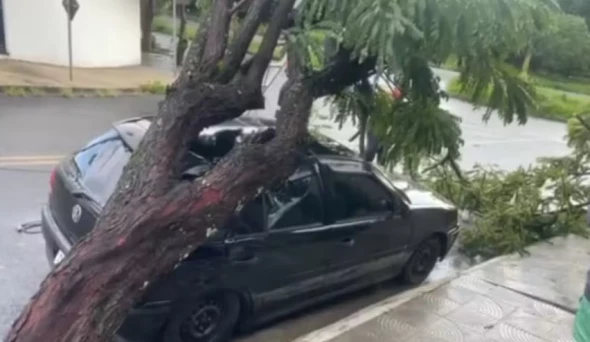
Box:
6, 0, 561, 341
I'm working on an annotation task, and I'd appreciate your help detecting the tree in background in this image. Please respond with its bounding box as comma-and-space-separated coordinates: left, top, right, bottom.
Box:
559, 0, 590, 27
505, 0, 590, 79
140, 0, 156, 51
532, 13, 590, 77
5, 0, 558, 341
176, 2, 189, 65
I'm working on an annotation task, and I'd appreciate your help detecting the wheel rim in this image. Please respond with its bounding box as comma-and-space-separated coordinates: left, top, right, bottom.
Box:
180, 298, 223, 341
412, 247, 436, 276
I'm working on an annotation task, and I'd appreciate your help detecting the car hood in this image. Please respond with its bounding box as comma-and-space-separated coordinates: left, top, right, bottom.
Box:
390, 178, 456, 211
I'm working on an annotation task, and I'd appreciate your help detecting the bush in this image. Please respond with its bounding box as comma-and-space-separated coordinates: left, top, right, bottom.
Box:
531, 14, 590, 78
447, 77, 590, 122
152, 16, 198, 39
531, 73, 590, 97
140, 81, 167, 94
424, 158, 590, 259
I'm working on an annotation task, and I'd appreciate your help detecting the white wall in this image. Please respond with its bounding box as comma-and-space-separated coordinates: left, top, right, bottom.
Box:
3, 0, 140, 67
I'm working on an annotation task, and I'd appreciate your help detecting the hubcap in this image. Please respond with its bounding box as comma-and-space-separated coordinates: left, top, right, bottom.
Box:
180, 299, 223, 341
413, 248, 434, 275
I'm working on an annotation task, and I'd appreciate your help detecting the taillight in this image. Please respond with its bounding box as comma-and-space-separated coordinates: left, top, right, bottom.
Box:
49, 167, 57, 193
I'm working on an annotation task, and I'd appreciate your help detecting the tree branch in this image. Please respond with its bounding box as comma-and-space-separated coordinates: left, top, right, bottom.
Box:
306, 48, 377, 98
421, 151, 466, 182
576, 114, 590, 133
175, 17, 211, 87
220, 0, 274, 83
231, 0, 252, 14
201, 0, 233, 72
246, 0, 297, 86
116, 83, 263, 200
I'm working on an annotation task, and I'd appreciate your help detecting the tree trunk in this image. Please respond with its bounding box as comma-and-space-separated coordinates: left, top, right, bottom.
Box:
176, 5, 188, 66
140, 0, 155, 52
5, 0, 377, 340
521, 44, 533, 79
5, 82, 269, 342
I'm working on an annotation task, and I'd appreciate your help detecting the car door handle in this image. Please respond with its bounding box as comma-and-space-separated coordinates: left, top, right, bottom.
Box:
341, 237, 355, 246
228, 247, 258, 264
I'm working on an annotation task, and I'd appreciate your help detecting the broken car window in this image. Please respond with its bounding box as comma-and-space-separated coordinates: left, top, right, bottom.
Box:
267, 165, 323, 230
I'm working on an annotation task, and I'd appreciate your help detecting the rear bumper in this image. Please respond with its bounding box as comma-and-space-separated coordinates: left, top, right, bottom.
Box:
40, 205, 171, 342
41, 205, 72, 264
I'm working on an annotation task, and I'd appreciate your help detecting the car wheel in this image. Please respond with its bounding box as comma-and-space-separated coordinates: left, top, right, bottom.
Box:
162, 292, 241, 342
400, 237, 441, 285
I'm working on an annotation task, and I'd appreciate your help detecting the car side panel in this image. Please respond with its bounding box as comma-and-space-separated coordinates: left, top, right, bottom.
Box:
318, 215, 413, 291
220, 225, 337, 317
406, 207, 458, 256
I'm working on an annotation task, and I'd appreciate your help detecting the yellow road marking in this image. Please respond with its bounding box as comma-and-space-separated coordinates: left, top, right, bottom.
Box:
0, 160, 61, 167
0, 155, 65, 162
0, 155, 65, 167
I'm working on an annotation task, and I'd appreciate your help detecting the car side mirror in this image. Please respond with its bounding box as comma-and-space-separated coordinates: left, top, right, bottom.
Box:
382, 199, 395, 212
399, 203, 410, 217
389, 196, 408, 217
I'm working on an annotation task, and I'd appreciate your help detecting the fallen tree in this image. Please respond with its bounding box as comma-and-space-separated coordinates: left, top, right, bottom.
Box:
424, 114, 590, 259
5, 0, 561, 341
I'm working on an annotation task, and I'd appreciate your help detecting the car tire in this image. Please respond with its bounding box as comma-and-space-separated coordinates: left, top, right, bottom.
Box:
161, 291, 241, 342
400, 237, 441, 285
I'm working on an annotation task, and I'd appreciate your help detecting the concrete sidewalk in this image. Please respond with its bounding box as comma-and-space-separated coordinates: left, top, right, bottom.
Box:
0, 59, 173, 90
294, 236, 589, 342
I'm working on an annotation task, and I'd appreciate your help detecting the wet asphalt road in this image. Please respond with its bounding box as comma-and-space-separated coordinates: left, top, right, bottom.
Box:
0, 68, 572, 340
0, 96, 161, 334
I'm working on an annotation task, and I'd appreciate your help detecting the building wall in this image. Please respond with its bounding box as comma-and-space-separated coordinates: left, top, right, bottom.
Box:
2, 0, 140, 67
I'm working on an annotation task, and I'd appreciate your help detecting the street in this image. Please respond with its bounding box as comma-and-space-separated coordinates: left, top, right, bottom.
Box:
0, 96, 161, 333
0, 69, 572, 340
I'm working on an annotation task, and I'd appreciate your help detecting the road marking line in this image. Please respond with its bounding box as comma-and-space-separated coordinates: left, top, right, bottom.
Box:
0, 155, 65, 161
0, 160, 61, 167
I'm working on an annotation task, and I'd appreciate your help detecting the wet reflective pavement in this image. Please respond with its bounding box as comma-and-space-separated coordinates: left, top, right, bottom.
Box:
295, 236, 588, 342
234, 245, 475, 342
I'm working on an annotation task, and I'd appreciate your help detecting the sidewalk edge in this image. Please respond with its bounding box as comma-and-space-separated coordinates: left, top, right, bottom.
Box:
292, 255, 511, 342
0, 84, 167, 97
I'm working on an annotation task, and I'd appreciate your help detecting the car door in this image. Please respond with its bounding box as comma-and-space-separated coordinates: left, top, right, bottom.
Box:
223, 161, 336, 317
320, 163, 413, 286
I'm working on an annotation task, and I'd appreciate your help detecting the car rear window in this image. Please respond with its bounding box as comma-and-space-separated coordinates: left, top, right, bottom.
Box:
73, 129, 132, 205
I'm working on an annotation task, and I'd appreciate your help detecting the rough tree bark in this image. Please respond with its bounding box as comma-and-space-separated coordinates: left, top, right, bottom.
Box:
5, 1, 376, 341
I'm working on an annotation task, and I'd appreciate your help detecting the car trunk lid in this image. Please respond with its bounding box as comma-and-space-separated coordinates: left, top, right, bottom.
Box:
49, 163, 101, 243
48, 128, 133, 242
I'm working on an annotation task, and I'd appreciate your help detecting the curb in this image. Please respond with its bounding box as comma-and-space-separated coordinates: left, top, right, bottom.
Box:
0, 84, 167, 97
292, 255, 511, 342
291, 278, 455, 342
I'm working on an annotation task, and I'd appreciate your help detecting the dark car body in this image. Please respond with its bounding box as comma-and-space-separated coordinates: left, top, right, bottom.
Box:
41, 116, 459, 342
